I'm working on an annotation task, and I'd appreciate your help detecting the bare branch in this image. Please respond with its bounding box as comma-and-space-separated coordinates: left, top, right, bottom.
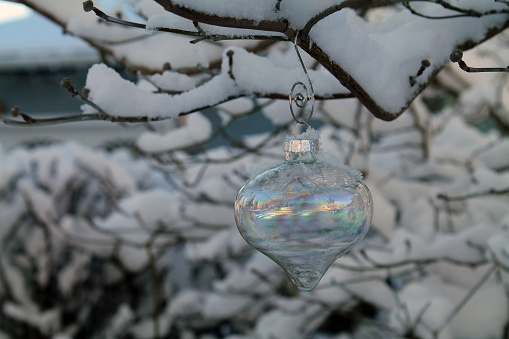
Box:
155, 0, 289, 33
301, 0, 508, 42
0, 90, 353, 128
450, 49, 509, 73
87, 2, 288, 43
433, 265, 497, 335
404, 2, 473, 20
437, 188, 509, 201
333, 250, 488, 271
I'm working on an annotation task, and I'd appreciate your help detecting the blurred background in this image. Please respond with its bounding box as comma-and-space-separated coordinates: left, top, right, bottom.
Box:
0, 0, 147, 148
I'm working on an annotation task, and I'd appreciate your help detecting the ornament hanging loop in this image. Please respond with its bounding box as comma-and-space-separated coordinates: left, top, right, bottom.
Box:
289, 35, 315, 125
290, 82, 314, 124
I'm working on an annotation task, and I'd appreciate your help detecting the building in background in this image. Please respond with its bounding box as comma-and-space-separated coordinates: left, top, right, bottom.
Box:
0, 2, 147, 150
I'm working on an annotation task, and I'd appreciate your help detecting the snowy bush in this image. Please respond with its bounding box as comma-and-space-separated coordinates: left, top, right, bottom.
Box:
1, 1, 509, 338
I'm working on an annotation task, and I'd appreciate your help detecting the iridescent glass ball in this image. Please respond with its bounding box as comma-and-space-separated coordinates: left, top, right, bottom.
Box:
235, 134, 373, 291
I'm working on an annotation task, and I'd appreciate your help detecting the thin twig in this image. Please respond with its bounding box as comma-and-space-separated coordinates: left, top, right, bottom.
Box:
437, 188, 509, 202
413, 301, 432, 331
300, 0, 506, 43
146, 234, 162, 339
91, 6, 194, 35
89, 4, 288, 42
1, 91, 352, 128
403, 2, 476, 20
450, 49, 509, 73
334, 251, 488, 271
456, 60, 509, 73
433, 265, 497, 335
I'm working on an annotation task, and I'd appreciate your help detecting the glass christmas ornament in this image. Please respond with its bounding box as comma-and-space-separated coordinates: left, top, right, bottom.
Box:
235, 131, 373, 291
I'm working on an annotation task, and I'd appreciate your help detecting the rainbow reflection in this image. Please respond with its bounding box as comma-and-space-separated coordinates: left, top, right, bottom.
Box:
235, 160, 373, 291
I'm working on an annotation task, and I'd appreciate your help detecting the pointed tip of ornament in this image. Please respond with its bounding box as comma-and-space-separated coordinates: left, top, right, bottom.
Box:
264, 249, 339, 292
287, 269, 323, 292
297, 285, 316, 293
281, 258, 334, 292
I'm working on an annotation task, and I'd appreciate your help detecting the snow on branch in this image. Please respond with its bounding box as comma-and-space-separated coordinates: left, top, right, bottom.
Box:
4, 0, 509, 124
305, 3, 508, 119
80, 0, 508, 120
81, 46, 349, 119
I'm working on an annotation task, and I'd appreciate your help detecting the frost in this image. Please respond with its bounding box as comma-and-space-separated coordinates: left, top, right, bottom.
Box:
247, 156, 282, 179
286, 126, 321, 140
316, 151, 363, 182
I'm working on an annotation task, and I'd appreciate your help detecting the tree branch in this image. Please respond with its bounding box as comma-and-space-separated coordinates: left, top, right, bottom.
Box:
301, 0, 508, 42
437, 188, 509, 201
450, 49, 509, 73
147, 0, 509, 120
86, 2, 289, 43
154, 0, 289, 34
0, 93, 353, 128
433, 265, 497, 335
12, 0, 509, 123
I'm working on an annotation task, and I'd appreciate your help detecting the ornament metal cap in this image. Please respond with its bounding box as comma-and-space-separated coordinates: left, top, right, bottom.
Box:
284, 135, 319, 162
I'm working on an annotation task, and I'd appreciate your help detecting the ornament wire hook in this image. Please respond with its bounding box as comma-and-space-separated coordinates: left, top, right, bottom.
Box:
289, 35, 315, 125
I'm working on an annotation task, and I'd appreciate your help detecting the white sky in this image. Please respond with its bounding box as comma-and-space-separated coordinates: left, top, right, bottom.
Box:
0, 1, 31, 23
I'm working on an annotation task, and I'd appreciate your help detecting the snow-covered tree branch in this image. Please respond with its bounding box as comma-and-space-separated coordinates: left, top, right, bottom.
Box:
2, 0, 509, 123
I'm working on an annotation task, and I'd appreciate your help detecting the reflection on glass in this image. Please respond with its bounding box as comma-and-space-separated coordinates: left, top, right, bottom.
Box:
235, 160, 373, 292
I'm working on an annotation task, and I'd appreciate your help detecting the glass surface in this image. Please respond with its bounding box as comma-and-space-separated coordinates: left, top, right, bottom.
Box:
235, 159, 373, 291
